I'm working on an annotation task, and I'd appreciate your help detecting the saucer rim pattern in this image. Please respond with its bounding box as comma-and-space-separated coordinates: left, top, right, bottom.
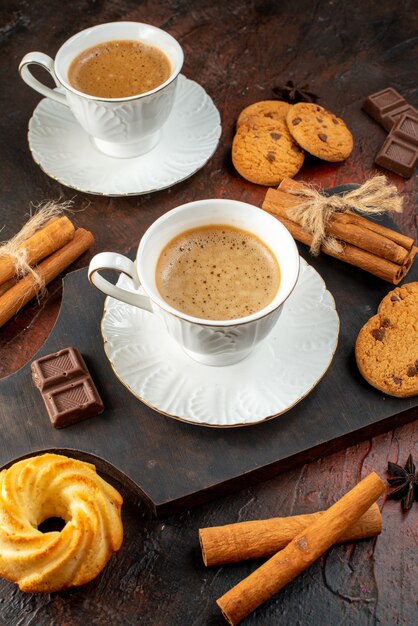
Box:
27, 74, 222, 196
100, 258, 340, 428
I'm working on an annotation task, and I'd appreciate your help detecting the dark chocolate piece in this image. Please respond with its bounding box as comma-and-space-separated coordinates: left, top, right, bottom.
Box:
391, 112, 418, 147
31, 348, 104, 428
381, 104, 418, 132
32, 347, 86, 391
362, 87, 407, 126
375, 127, 418, 179
363, 87, 418, 132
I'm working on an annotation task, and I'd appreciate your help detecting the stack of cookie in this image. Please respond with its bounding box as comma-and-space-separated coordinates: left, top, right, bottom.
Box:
232, 100, 353, 186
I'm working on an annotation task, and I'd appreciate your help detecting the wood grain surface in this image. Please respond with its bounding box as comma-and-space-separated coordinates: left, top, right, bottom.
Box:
0, 0, 417, 624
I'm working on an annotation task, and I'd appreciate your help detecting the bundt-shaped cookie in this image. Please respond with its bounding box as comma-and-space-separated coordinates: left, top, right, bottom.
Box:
0, 453, 123, 593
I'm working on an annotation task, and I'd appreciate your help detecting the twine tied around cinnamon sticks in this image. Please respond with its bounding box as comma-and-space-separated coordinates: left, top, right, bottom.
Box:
285, 175, 403, 255
0, 200, 74, 297
262, 176, 417, 284
0, 202, 94, 329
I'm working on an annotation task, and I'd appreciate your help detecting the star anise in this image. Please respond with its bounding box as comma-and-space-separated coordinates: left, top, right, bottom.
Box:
272, 80, 319, 104
387, 454, 418, 510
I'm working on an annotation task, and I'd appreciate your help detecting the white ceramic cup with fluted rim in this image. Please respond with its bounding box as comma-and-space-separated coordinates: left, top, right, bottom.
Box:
19, 22, 184, 158
88, 199, 300, 366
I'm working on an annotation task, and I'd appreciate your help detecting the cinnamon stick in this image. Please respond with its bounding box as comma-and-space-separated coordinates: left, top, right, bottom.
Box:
0, 228, 94, 328
200, 503, 381, 566
264, 187, 411, 264
0, 216, 75, 286
271, 212, 407, 283
217, 472, 386, 625
0, 278, 17, 297
402, 245, 418, 276
279, 177, 415, 252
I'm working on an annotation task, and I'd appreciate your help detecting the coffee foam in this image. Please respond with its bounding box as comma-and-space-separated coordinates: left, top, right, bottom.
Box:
156, 225, 280, 320
68, 40, 171, 98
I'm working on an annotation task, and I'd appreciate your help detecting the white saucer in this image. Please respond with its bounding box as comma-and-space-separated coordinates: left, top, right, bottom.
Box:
28, 75, 221, 196
101, 258, 339, 427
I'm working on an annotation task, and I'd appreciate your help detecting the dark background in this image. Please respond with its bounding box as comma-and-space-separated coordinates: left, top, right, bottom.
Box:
0, 1, 417, 624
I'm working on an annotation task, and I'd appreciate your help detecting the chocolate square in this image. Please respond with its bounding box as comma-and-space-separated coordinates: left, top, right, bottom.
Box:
391, 112, 418, 146
363, 87, 406, 124
375, 135, 418, 178
31, 347, 86, 391
45, 378, 104, 428
31, 347, 104, 428
381, 104, 418, 131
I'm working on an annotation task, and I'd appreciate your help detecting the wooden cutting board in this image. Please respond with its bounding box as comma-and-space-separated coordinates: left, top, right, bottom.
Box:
1, 211, 417, 517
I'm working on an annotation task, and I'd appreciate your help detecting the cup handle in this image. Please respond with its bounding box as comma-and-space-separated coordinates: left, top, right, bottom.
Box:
88, 252, 153, 313
19, 52, 68, 106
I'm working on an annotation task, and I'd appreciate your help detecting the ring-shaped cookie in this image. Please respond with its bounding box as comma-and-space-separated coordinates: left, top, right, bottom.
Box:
0, 453, 123, 592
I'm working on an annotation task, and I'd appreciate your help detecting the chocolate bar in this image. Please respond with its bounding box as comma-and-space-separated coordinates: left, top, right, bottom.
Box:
390, 112, 418, 147
31, 347, 104, 428
375, 113, 418, 178
363, 87, 417, 131
381, 104, 418, 132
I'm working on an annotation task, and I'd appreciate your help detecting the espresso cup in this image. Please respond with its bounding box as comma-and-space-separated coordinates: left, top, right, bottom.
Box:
88, 199, 300, 366
19, 22, 184, 158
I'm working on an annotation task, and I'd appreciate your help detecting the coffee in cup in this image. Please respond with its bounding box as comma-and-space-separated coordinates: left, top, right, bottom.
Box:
19, 22, 184, 158
88, 199, 300, 366
156, 225, 280, 320
68, 40, 172, 98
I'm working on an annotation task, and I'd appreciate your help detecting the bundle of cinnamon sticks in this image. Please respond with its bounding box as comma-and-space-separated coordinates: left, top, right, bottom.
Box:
201, 472, 386, 625
0, 213, 94, 328
262, 178, 417, 284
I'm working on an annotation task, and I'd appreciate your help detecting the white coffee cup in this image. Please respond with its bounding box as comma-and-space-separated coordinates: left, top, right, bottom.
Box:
88, 199, 300, 366
19, 22, 184, 158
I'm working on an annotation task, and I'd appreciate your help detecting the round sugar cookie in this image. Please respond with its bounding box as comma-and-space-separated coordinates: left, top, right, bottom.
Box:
355, 282, 418, 397
286, 103, 353, 161
237, 100, 293, 128
232, 120, 304, 185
